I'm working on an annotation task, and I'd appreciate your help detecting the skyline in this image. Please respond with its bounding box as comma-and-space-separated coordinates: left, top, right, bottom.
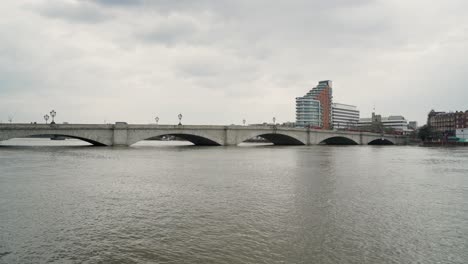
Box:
1, 0, 468, 125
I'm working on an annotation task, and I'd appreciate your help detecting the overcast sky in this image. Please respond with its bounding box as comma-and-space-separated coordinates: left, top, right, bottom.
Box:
1, 0, 467, 125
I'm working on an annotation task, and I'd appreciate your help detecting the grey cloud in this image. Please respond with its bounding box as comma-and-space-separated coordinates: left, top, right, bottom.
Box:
175, 53, 262, 95
87, 0, 374, 14
29, 1, 110, 23
137, 17, 199, 46
90, 0, 144, 6
2, 0, 468, 124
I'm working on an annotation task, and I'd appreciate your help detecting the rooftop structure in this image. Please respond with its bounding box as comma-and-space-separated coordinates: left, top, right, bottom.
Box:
408, 121, 418, 130
359, 114, 409, 131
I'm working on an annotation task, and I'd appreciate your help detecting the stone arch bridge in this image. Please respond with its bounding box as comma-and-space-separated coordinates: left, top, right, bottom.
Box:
0, 123, 407, 146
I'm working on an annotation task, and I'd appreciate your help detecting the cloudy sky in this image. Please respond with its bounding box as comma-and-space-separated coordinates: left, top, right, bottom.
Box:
1, 0, 467, 125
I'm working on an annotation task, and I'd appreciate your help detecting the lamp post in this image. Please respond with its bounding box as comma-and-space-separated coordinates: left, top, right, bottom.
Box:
243, 119, 246, 126
178, 113, 183, 125
50, 110, 56, 124
44, 114, 50, 124
273, 117, 276, 125
155, 116, 159, 125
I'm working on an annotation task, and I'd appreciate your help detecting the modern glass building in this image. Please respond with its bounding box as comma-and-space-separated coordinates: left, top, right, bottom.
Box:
296, 80, 333, 128
296, 97, 322, 127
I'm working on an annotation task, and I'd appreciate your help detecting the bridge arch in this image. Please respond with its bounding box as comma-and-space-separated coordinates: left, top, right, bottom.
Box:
237, 131, 306, 145
319, 136, 359, 145
127, 131, 223, 146
368, 138, 395, 145
0, 133, 108, 146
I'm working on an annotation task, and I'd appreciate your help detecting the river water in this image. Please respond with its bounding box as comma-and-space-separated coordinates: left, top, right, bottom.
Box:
0, 139, 467, 263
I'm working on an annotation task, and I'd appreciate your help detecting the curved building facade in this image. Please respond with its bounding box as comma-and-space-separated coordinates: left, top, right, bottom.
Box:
295, 80, 333, 129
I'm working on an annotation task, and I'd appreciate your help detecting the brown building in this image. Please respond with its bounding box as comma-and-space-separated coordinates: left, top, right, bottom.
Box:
427, 110, 468, 133
315, 82, 333, 129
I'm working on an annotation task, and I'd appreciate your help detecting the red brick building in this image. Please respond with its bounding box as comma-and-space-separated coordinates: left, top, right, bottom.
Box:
428, 110, 468, 133
315, 84, 332, 129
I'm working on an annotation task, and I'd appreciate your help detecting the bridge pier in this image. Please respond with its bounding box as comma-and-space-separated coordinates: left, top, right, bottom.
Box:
224, 127, 239, 146
306, 129, 311, 145
112, 122, 129, 146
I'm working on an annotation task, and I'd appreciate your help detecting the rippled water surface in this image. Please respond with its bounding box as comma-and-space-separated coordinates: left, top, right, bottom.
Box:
1, 139, 467, 263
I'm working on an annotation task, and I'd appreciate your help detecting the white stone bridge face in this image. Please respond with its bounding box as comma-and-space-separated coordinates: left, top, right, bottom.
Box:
0, 123, 407, 146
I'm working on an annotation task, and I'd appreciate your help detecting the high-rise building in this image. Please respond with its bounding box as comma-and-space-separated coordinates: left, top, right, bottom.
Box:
332, 103, 359, 129
295, 80, 333, 129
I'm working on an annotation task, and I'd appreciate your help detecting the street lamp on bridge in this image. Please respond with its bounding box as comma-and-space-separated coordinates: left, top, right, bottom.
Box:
50, 110, 56, 124
243, 119, 246, 126
44, 114, 49, 124
178, 113, 183, 125
155, 116, 159, 125
273, 117, 276, 125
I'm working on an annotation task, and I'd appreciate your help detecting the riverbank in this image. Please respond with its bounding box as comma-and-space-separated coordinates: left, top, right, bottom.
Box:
422, 141, 468, 146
